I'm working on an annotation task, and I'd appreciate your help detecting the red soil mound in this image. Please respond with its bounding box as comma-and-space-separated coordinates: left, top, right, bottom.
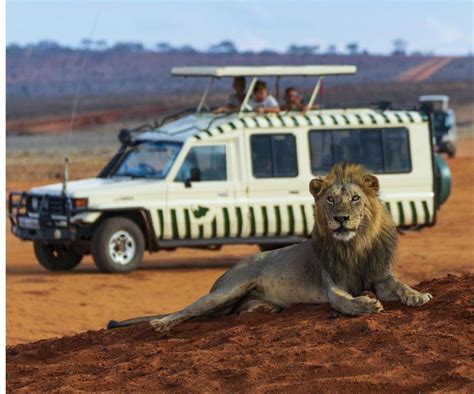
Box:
6, 274, 474, 393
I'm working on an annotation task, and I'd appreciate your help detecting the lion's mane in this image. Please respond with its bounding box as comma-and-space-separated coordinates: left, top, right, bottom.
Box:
311, 163, 398, 295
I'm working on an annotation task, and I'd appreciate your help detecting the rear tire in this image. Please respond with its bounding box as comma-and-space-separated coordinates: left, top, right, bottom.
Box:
33, 241, 83, 271
91, 217, 145, 273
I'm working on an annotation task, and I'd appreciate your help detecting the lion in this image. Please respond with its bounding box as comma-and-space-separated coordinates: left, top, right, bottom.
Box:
108, 163, 432, 332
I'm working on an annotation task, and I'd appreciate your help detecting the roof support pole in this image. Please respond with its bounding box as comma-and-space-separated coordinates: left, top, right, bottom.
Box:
197, 77, 215, 114
307, 76, 323, 109
239, 76, 257, 115
275, 76, 281, 101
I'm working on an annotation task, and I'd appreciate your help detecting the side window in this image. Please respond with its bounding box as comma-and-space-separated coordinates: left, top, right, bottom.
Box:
383, 128, 411, 173
251, 134, 298, 178
175, 145, 227, 182
309, 128, 411, 174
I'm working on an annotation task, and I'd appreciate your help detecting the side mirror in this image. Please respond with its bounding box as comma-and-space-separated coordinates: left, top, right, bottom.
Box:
184, 179, 192, 188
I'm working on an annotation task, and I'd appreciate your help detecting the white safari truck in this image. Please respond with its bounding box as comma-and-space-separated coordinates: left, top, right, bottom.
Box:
9, 65, 451, 273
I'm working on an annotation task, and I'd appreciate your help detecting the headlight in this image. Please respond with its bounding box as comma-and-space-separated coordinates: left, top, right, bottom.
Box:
72, 198, 89, 210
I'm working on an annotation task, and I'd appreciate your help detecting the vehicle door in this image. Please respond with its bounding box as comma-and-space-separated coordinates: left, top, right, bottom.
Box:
163, 140, 245, 241
244, 131, 311, 238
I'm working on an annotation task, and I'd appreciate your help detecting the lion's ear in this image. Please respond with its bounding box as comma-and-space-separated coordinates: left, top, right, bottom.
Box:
309, 178, 326, 198
363, 174, 380, 193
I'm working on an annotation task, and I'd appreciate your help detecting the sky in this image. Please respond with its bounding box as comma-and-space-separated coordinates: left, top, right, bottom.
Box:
6, 0, 474, 55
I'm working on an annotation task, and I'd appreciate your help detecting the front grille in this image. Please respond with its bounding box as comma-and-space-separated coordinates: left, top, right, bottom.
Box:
49, 197, 67, 216
27, 195, 68, 216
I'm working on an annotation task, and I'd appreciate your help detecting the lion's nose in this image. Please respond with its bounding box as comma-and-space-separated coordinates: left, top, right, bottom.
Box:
334, 215, 349, 224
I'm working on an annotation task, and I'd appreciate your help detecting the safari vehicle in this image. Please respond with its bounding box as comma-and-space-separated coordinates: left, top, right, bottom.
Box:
419, 95, 457, 157
9, 65, 451, 273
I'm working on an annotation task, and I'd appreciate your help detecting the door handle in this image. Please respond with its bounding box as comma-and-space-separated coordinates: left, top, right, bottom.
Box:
289, 190, 300, 194
218, 192, 229, 197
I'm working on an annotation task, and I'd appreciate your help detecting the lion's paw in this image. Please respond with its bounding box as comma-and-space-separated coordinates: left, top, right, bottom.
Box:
401, 291, 433, 307
150, 318, 175, 332
350, 296, 384, 315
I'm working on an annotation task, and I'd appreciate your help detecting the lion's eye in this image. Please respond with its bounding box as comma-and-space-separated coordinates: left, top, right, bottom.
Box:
327, 196, 335, 204
352, 195, 360, 202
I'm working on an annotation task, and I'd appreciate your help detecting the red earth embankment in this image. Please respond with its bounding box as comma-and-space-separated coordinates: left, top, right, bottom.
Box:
6, 274, 473, 393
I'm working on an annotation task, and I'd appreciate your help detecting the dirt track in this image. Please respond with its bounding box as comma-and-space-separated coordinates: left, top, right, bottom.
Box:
6, 140, 474, 347
6, 274, 474, 392
396, 57, 454, 82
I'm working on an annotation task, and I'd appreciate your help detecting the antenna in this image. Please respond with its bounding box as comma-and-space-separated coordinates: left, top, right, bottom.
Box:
62, 157, 69, 195
63, 10, 101, 195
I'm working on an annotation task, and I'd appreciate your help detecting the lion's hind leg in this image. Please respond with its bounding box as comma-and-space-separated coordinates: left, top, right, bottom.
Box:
150, 281, 255, 332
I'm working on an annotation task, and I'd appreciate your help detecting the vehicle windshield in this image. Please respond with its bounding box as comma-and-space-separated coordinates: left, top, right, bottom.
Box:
433, 112, 453, 134
114, 141, 182, 179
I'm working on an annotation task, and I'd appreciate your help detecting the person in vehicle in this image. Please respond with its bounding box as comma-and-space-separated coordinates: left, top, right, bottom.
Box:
214, 77, 246, 113
250, 80, 280, 114
281, 87, 307, 111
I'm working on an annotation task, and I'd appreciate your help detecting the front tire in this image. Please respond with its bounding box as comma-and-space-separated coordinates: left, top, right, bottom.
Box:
91, 217, 145, 273
33, 241, 83, 271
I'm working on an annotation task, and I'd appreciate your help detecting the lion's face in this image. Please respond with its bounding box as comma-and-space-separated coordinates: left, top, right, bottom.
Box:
320, 182, 367, 242
309, 168, 380, 242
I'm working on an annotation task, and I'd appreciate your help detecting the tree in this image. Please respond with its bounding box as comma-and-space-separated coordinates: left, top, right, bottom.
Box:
326, 44, 337, 55
287, 44, 319, 55
34, 40, 62, 50
392, 38, 408, 56
95, 39, 108, 50
208, 40, 238, 54
346, 42, 359, 55
155, 42, 175, 52
80, 38, 93, 49
178, 45, 198, 54
112, 42, 145, 53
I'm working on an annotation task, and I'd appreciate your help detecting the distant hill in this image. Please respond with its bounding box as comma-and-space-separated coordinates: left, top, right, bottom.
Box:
7, 48, 473, 98
6, 48, 473, 121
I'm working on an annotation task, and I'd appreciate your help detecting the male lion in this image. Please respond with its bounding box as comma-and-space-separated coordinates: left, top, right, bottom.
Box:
108, 163, 432, 332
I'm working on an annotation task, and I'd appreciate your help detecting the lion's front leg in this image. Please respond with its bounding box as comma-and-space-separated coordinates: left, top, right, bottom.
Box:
374, 276, 432, 307
327, 286, 384, 316
322, 270, 383, 316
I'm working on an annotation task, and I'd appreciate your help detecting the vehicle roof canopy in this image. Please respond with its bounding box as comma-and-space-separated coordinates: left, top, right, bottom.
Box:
171, 65, 357, 77
419, 95, 449, 103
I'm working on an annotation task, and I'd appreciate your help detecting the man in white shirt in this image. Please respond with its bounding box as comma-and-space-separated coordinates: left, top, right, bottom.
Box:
250, 80, 280, 114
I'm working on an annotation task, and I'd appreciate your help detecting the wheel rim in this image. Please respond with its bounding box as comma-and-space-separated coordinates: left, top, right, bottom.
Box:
108, 230, 136, 265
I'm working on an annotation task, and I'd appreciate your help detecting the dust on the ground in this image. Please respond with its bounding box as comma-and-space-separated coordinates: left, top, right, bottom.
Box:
6, 274, 474, 392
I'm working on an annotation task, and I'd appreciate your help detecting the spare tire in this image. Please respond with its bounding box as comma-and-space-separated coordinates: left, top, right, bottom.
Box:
434, 154, 451, 206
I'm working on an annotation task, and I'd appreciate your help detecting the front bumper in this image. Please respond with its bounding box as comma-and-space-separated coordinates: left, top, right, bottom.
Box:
9, 192, 84, 242
11, 223, 79, 241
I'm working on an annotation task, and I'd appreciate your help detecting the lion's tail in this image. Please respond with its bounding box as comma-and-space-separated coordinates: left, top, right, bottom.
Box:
107, 313, 170, 329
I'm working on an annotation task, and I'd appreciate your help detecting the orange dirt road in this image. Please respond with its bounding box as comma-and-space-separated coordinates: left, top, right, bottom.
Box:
396, 57, 453, 82
6, 140, 474, 345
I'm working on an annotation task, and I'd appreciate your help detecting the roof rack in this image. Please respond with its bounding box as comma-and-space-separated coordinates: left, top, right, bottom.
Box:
171, 65, 357, 77
171, 65, 357, 115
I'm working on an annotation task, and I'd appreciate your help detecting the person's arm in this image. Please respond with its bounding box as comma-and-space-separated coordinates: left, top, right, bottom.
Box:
256, 106, 280, 114
213, 105, 239, 113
